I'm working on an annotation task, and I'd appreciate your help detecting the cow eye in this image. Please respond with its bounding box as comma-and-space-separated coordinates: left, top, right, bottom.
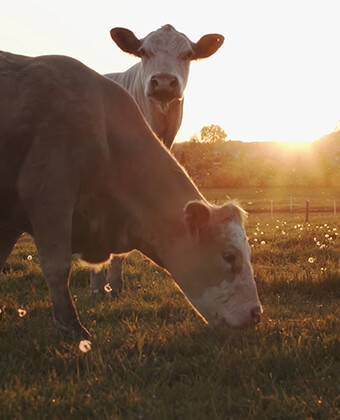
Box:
223, 253, 236, 266
181, 50, 194, 60
138, 48, 153, 58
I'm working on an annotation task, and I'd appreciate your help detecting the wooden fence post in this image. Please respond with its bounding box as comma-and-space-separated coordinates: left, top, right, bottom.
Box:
305, 200, 310, 223
334, 200, 337, 216
270, 200, 273, 217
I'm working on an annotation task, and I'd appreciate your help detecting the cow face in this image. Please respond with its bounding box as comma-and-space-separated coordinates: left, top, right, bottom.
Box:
173, 201, 262, 328
110, 25, 224, 113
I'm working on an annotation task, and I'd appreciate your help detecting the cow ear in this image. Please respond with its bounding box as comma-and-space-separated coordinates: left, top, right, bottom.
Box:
184, 201, 211, 236
110, 27, 142, 57
192, 34, 224, 60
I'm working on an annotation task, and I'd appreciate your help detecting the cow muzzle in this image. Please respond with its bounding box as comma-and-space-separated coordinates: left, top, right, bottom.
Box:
148, 72, 182, 103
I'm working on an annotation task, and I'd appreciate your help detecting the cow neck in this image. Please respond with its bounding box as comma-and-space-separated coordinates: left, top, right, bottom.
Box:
109, 127, 203, 265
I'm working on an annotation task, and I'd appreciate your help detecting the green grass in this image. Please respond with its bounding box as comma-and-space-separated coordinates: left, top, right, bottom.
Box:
0, 190, 339, 419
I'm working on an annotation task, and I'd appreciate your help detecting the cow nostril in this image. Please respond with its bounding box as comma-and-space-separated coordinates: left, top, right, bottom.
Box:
170, 77, 178, 88
150, 77, 159, 88
251, 307, 262, 324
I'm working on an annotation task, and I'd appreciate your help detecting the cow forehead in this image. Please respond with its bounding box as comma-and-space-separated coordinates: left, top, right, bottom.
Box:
142, 25, 192, 54
220, 220, 248, 252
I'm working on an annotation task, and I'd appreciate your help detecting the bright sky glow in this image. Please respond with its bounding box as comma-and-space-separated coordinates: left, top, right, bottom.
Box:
1, 0, 339, 144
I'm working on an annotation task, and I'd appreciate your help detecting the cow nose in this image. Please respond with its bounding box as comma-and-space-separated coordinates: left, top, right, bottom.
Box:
149, 73, 180, 101
251, 306, 262, 325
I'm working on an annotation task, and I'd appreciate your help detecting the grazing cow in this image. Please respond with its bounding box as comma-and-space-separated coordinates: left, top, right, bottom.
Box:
0, 51, 262, 338
91, 25, 224, 296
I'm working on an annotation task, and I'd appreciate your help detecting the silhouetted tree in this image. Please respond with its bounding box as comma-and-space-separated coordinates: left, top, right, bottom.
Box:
200, 124, 227, 143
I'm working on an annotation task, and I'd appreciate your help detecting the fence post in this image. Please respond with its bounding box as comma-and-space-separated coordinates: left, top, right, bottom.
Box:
305, 200, 310, 223
270, 200, 273, 217
334, 200, 337, 216
290, 196, 293, 213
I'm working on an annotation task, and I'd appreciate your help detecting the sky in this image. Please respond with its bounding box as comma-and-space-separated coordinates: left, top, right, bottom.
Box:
1, 0, 339, 144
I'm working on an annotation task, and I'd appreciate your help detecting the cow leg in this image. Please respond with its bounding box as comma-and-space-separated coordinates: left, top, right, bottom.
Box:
29, 210, 89, 338
107, 255, 124, 295
90, 269, 107, 298
0, 229, 22, 272
90, 255, 124, 298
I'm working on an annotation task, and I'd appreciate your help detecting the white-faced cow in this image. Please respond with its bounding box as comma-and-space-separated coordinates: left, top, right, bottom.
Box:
91, 24, 224, 297
0, 51, 262, 338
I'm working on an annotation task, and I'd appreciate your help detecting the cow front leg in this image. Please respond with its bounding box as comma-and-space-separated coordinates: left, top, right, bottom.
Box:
31, 213, 89, 338
90, 255, 124, 298
90, 269, 107, 298
0, 228, 22, 272
107, 255, 124, 295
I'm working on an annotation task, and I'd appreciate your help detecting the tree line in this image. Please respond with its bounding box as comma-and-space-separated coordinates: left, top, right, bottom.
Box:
172, 125, 340, 189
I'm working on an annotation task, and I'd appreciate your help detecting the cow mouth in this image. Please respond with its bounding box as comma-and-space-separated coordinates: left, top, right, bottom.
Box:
149, 96, 183, 114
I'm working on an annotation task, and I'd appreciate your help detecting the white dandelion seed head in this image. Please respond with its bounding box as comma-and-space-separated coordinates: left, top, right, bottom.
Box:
18, 309, 26, 317
79, 340, 92, 353
27, 255, 32, 261
308, 257, 315, 263
104, 283, 112, 293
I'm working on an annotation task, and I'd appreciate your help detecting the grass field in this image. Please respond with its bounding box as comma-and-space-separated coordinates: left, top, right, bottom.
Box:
0, 188, 339, 420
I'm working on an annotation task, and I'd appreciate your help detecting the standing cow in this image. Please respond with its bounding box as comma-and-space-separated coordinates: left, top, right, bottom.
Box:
0, 51, 262, 337
91, 24, 224, 296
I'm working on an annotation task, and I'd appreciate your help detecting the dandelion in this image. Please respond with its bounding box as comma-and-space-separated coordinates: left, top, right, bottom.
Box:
27, 255, 32, 261
79, 340, 92, 353
281, 231, 286, 235
104, 283, 112, 293
316, 241, 321, 246
261, 240, 266, 245
308, 257, 315, 264
18, 308, 27, 317
325, 234, 329, 238
319, 244, 326, 250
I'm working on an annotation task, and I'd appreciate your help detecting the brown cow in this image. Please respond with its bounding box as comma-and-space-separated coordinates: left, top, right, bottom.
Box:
0, 51, 262, 337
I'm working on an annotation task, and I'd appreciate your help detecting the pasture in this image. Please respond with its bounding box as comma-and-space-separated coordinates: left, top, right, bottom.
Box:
0, 187, 339, 420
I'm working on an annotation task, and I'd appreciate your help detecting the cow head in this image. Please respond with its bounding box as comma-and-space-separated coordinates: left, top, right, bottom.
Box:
110, 25, 224, 113
170, 200, 262, 328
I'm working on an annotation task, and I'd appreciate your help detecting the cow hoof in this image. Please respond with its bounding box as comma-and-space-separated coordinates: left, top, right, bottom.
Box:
54, 320, 90, 340
91, 288, 106, 300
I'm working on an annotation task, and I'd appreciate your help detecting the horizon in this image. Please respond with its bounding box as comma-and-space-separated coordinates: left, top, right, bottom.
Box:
1, 0, 339, 144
